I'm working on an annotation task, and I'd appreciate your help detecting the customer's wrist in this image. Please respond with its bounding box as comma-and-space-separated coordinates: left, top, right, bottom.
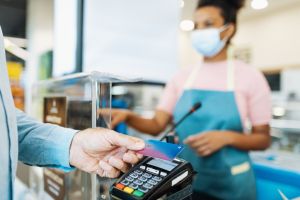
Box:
69, 131, 81, 167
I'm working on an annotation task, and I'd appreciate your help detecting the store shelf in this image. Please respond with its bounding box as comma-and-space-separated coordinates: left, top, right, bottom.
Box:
271, 119, 300, 133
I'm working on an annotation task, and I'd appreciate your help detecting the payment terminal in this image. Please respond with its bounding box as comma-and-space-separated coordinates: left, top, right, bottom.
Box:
110, 156, 194, 200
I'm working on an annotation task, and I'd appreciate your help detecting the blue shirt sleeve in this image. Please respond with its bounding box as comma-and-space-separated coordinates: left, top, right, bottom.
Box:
16, 109, 78, 172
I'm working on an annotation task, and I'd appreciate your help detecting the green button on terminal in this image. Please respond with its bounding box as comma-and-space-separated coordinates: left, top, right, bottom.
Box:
133, 190, 144, 197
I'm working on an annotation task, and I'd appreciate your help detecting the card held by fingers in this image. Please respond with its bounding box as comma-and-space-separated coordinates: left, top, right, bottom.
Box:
137, 140, 184, 161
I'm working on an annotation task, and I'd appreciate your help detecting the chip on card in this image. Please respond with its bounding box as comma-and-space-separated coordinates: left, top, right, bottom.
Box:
137, 140, 184, 161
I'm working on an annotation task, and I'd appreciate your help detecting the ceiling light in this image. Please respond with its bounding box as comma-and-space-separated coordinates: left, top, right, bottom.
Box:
180, 0, 185, 8
180, 20, 195, 32
251, 0, 269, 10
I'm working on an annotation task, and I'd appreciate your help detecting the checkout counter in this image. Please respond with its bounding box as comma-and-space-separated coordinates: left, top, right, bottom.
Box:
251, 151, 300, 200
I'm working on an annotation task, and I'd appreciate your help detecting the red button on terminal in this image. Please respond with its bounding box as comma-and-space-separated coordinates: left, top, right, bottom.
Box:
116, 183, 125, 190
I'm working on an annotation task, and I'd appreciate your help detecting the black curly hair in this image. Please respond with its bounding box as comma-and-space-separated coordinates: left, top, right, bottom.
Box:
196, 0, 245, 25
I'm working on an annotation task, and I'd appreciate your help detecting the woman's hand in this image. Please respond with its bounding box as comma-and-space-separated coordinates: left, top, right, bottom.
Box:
184, 131, 234, 157
110, 109, 132, 129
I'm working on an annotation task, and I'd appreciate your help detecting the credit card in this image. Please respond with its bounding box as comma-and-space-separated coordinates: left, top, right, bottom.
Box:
137, 140, 184, 161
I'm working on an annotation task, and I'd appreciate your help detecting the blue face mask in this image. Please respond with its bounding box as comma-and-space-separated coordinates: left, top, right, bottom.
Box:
191, 25, 229, 58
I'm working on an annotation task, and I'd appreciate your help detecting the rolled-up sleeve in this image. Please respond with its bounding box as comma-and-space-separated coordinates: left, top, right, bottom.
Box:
16, 109, 77, 172
247, 71, 272, 126
157, 75, 180, 115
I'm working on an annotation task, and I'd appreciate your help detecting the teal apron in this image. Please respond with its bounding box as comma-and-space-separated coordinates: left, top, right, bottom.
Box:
173, 61, 256, 200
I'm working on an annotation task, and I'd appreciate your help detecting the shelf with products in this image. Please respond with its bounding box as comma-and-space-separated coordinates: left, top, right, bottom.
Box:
6, 51, 25, 111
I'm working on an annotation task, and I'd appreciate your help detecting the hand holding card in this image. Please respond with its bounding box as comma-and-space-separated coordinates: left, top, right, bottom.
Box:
137, 140, 184, 161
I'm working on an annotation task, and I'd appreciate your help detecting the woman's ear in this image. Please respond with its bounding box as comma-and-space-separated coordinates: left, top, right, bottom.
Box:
222, 23, 235, 40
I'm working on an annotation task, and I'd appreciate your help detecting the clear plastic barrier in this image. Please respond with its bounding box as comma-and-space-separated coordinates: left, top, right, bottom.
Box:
31, 72, 139, 200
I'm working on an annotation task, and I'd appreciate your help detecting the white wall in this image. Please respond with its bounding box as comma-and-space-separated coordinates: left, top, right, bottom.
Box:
282, 69, 300, 98
179, 2, 300, 70
178, 30, 203, 68
83, 0, 180, 82
25, 0, 54, 113
234, 3, 300, 69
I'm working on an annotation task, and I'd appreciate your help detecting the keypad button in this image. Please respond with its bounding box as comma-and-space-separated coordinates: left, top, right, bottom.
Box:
135, 170, 143, 175
133, 190, 144, 197
140, 165, 146, 170
120, 180, 130, 186
160, 172, 167, 177
148, 180, 157, 186
125, 176, 134, 182
143, 183, 153, 189
153, 176, 162, 182
138, 186, 149, 193
138, 176, 148, 182
133, 180, 143, 186
130, 173, 139, 179
146, 167, 159, 175
115, 183, 125, 190
142, 173, 152, 179
123, 187, 134, 194
129, 183, 138, 190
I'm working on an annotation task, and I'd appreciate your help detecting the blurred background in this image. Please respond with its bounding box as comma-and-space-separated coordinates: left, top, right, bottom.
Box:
2, 0, 300, 199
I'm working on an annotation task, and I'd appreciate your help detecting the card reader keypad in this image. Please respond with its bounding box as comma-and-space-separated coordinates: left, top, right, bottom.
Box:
114, 165, 167, 198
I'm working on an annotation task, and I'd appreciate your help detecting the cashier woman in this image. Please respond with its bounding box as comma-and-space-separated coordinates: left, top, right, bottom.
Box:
111, 0, 272, 199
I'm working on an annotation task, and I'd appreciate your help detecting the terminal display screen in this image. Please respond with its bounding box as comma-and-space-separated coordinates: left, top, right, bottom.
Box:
147, 158, 178, 172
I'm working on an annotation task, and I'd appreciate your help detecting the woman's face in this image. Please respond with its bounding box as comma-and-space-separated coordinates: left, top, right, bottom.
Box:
194, 6, 234, 40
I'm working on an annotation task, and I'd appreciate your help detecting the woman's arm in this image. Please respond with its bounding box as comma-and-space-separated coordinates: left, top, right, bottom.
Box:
185, 124, 271, 157
111, 109, 172, 136
227, 124, 271, 150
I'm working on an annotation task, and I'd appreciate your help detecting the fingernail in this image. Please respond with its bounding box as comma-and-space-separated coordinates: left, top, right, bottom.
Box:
132, 140, 145, 150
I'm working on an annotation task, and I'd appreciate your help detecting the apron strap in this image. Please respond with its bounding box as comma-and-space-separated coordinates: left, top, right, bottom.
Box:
184, 46, 235, 91
227, 45, 235, 91
183, 65, 200, 89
